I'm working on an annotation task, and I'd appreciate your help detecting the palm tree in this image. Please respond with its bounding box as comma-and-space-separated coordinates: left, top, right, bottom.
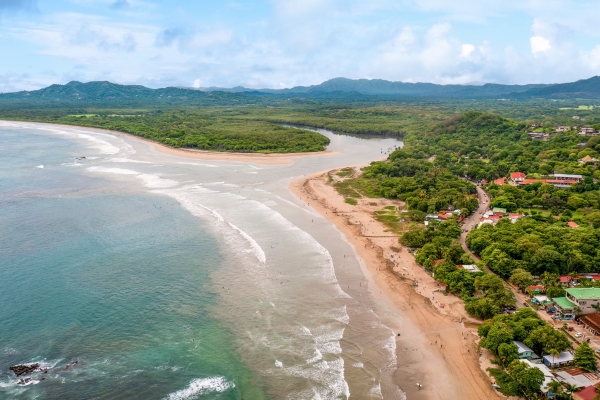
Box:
565, 383, 579, 399
548, 348, 561, 362
547, 380, 564, 398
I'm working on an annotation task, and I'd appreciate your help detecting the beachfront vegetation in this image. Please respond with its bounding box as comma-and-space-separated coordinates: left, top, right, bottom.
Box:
466, 217, 600, 277
482, 309, 570, 398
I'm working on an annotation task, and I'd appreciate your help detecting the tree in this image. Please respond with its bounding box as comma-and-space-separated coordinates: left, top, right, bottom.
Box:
547, 380, 564, 398
507, 360, 545, 400
509, 268, 534, 289
565, 383, 579, 399
480, 322, 514, 353
546, 286, 566, 298
524, 325, 571, 357
498, 343, 519, 368
574, 342, 597, 372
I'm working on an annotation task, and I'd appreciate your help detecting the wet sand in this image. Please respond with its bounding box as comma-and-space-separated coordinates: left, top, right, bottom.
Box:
290, 169, 503, 400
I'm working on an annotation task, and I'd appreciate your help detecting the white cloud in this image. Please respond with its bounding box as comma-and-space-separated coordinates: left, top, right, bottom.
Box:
530, 36, 551, 54
460, 43, 475, 58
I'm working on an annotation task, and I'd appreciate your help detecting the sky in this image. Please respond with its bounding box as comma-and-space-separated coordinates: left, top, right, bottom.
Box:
1, 0, 600, 92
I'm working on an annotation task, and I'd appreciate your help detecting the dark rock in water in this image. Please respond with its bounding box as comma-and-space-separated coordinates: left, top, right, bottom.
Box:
17, 378, 33, 385
10, 364, 40, 376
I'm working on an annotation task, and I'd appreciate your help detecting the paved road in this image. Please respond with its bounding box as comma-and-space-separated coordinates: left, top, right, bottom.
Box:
459, 185, 489, 264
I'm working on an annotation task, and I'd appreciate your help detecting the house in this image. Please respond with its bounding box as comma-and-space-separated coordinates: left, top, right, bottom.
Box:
425, 214, 441, 222
553, 297, 576, 319
533, 295, 553, 306
555, 368, 595, 389
551, 174, 584, 182
458, 264, 482, 273
492, 207, 507, 214
543, 351, 575, 369
509, 213, 524, 223
578, 142, 588, 148
573, 116, 581, 120
514, 341, 537, 360
579, 127, 599, 136
568, 222, 580, 228
560, 276, 573, 286
510, 172, 526, 182
545, 179, 580, 189
579, 313, 600, 336
522, 360, 557, 397
493, 177, 506, 185
565, 288, 600, 315
529, 132, 549, 140
531, 122, 543, 128
579, 155, 598, 164
527, 285, 545, 295
556, 126, 571, 132
573, 384, 600, 400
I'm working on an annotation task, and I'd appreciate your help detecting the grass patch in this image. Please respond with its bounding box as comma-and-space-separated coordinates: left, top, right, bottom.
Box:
336, 167, 354, 177
345, 198, 357, 205
333, 181, 362, 198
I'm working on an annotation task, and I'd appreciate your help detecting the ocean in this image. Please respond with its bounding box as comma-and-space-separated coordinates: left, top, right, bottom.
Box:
0, 121, 404, 399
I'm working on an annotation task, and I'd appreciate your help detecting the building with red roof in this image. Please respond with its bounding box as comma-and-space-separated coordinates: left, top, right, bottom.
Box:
573, 384, 599, 400
510, 172, 526, 182
493, 177, 506, 185
568, 221, 580, 228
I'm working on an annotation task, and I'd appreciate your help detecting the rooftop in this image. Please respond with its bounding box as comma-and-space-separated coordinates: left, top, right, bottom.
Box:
566, 288, 600, 300
544, 351, 574, 364
459, 264, 482, 273
553, 297, 576, 309
513, 341, 534, 354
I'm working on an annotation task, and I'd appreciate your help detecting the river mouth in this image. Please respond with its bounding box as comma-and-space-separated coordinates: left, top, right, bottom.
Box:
0, 120, 404, 399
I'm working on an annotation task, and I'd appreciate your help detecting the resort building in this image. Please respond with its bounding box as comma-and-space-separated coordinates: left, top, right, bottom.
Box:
565, 288, 600, 314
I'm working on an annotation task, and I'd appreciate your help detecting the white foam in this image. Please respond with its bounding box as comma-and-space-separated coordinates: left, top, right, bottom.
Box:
275, 360, 283, 368
306, 349, 323, 364
86, 167, 180, 188
109, 158, 153, 164
88, 166, 139, 175
165, 377, 234, 400
228, 222, 266, 263
137, 174, 179, 188
36, 165, 44, 169
176, 162, 218, 168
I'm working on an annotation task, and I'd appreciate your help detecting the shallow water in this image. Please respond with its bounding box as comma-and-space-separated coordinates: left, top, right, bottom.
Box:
0, 121, 404, 399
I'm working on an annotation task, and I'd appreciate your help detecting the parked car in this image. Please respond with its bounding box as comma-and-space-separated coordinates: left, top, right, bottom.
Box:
568, 326, 574, 331
575, 333, 583, 338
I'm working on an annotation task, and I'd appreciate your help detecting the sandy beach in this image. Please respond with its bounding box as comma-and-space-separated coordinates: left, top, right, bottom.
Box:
290, 169, 503, 400
26, 122, 339, 165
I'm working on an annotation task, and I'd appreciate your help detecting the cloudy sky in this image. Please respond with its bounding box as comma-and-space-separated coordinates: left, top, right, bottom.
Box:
1, 0, 600, 91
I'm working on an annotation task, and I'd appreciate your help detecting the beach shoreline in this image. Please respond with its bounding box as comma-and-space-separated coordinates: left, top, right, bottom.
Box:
2, 120, 338, 165
289, 169, 502, 400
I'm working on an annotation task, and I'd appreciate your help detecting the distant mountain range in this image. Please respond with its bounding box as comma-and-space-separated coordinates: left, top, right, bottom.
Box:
197, 76, 600, 99
1, 76, 599, 108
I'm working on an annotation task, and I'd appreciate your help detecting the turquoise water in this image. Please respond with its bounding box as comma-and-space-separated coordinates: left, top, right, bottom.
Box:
1, 122, 406, 399
0, 128, 262, 399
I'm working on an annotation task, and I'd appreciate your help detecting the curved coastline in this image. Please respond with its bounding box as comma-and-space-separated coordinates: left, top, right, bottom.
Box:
289, 169, 503, 400
0, 120, 338, 165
